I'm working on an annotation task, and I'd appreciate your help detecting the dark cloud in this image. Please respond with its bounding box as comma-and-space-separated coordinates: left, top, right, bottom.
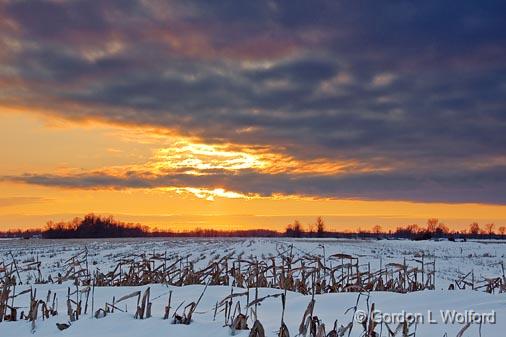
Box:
5, 165, 506, 204
1, 0, 505, 203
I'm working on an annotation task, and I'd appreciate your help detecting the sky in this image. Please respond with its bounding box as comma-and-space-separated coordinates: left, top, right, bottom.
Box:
1, 0, 506, 232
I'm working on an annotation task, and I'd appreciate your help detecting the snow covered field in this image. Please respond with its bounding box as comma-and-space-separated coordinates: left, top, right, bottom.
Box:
1, 238, 506, 336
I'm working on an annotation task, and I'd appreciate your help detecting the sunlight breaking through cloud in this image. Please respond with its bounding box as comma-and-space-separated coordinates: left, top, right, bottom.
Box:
148, 140, 380, 178
154, 142, 268, 172
174, 187, 247, 200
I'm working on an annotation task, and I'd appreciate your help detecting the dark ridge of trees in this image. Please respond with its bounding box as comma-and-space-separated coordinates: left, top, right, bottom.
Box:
1, 214, 505, 240
150, 228, 279, 238
0, 228, 42, 238
44, 214, 147, 238
40, 214, 279, 238
283, 218, 506, 241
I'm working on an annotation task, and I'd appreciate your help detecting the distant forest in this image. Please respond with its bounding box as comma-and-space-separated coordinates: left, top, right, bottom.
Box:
0, 214, 505, 240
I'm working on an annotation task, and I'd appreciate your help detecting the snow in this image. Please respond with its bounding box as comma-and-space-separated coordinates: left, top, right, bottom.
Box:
1, 238, 506, 336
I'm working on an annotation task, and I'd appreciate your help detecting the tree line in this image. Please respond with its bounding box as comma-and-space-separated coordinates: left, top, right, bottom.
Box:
0, 214, 504, 240
283, 217, 506, 240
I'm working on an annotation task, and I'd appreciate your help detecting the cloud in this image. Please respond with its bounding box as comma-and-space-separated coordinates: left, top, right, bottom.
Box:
5, 164, 506, 204
1, 0, 505, 203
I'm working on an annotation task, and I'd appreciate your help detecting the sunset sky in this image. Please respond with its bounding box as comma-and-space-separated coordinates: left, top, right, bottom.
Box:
1, 1, 505, 231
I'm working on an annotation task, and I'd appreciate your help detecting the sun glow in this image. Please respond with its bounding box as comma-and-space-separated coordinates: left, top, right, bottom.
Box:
154, 142, 268, 173
1, 111, 506, 231
174, 187, 247, 201
149, 141, 380, 177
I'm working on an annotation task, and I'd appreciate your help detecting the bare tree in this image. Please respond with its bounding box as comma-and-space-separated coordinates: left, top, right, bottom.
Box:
372, 224, 382, 234
435, 222, 450, 237
292, 220, 302, 238
307, 223, 315, 235
315, 217, 325, 237
484, 223, 495, 236
469, 222, 480, 235
427, 218, 438, 234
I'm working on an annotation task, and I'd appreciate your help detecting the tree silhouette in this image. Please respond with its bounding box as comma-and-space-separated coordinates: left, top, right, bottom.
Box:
469, 222, 480, 235
484, 223, 495, 236
372, 224, 382, 234
316, 217, 325, 237
292, 220, 302, 238
426, 218, 439, 234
